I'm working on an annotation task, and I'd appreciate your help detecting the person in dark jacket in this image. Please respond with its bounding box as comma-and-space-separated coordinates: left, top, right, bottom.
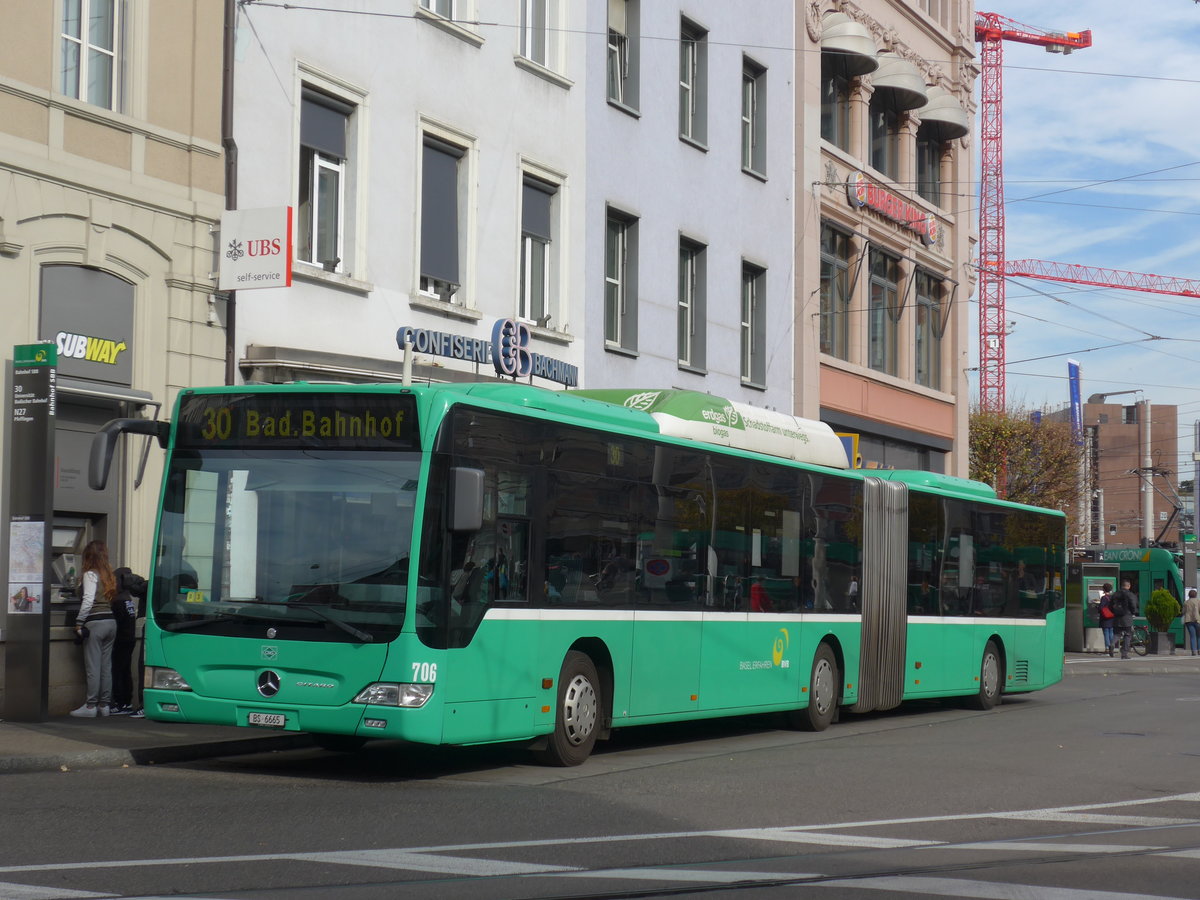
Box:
1110, 578, 1139, 660
109, 567, 147, 715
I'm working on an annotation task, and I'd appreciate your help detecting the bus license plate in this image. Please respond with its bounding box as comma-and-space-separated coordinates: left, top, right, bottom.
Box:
248, 713, 286, 728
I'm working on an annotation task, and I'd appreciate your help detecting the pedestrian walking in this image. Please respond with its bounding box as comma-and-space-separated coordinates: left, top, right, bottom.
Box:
1097, 583, 1116, 656
1184, 588, 1200, 656
1109, 578, 1139, 660
70, 540, 118, 717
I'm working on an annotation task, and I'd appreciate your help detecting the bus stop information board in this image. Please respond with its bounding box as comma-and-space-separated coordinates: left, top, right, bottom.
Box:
5, 343, 56, 721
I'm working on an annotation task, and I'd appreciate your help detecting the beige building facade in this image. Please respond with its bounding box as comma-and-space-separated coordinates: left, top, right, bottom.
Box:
798, 1, 976, 475
0, 1, 224, 712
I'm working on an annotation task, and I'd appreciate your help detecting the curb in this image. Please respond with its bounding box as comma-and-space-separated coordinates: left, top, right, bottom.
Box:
0, 733, 315, 775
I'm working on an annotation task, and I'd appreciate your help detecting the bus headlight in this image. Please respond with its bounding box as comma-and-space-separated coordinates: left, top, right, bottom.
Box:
148, 667, 192, 691
353, 683, 433, 708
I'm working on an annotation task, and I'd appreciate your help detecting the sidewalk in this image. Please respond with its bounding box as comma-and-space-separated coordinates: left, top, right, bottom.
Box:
2, 653, 1196, 775
1064, 648, 1200, 676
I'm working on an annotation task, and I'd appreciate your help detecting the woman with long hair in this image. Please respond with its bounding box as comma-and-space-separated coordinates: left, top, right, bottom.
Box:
70, 540, 118, 717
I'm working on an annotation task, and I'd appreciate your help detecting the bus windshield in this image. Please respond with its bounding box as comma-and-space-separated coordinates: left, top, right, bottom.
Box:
154, 449, 421, 643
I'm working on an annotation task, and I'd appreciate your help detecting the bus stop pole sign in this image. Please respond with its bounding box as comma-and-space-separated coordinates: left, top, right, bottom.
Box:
4, 343, 56, 721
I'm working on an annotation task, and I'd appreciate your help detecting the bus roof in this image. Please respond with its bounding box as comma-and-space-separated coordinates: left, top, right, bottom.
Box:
568, 388, 850, 469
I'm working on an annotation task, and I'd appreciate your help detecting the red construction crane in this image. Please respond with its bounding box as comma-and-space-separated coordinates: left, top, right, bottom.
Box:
975, 13, 1092, 412
1004, 260, 1200, 298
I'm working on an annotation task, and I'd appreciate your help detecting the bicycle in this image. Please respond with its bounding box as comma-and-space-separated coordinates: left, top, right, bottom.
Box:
1110, 623, 1149, 657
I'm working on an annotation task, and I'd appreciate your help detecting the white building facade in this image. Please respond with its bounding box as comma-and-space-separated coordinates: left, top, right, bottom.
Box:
581, 1, 796, 410
230, 0, 589, 388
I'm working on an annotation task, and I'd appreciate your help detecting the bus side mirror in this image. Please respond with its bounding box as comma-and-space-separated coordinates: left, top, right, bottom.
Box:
450, 467, 484, 532
89, 418, 170, 490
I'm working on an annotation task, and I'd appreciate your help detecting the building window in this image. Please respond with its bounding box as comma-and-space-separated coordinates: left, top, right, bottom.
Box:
607, 0, 638, 108
869, 93, 901, 180
741, 262, 766, 384
678, 238, 706, 369
679, 19, 707, 145
916, 0, 952, 29
421, 134, 467, 303
915, 271, 944, 389
820, 224, 852, 360
521, 0, 549, 66
741, 58, 767, 176
520, 175, 556, 327
820, 55, 851, 151
868, 249, 901, 376
605, 208, 638, 351
61, 0, 121, 110
916, 124, 943, 205
421, 0, 455, 19
298, 88, 354, 273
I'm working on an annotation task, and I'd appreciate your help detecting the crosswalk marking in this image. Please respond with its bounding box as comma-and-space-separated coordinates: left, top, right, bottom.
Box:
298, 849, 576, 876
0, 885, 113, 899
555, 867, 819, 884
991, 811, 1192, 827
941, 842, 1167, 854
820, 874, 1182, 900
711, 828, 941, 848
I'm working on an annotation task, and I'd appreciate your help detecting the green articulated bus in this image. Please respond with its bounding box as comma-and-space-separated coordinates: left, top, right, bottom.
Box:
90, 383, 1066, 765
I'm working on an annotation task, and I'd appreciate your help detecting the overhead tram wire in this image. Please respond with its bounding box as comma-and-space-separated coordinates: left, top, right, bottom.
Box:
242, 1, 1200, 87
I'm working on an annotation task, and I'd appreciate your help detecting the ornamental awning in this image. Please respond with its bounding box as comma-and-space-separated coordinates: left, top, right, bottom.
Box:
871, 52, 928, 111
918, 86, 970, 140
820, 12, 878, 77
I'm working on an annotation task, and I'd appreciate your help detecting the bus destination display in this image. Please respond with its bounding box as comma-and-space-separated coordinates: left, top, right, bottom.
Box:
176, 392, 419, 451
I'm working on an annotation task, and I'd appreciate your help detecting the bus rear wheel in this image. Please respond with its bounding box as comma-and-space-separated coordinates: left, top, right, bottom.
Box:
966, 640, 1003, 711
793, 643, 839, 732
534, 651, 601, 767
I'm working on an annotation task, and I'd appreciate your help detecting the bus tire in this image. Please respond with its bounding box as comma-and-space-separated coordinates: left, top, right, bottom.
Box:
535, 651, 601, 767
795, 643, 839, 732
966, 640, 1003, 711
312, 734, 368, 752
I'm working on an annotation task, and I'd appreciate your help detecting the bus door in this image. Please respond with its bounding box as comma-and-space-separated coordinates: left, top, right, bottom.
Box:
851, 477, 908, 714
629, 479, 703, 718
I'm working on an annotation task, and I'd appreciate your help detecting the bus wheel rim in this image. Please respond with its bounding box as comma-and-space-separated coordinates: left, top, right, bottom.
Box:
982, 653, 999, 697
812, 658, 834, 714
563, 675, 598, 745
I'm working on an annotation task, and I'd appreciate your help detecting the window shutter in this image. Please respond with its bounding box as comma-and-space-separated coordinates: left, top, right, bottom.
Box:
301, 93, 351, 159
421, 140, 463, 284
522, 179, 553, 241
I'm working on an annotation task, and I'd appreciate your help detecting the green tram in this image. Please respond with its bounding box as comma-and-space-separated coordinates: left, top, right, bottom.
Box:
91, 383, 1066, 765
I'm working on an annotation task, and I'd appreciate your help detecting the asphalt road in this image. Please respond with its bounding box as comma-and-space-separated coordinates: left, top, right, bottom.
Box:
5, 671, 1200, 899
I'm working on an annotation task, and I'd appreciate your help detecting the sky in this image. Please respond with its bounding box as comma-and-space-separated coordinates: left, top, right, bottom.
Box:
968, 0, 1200, 481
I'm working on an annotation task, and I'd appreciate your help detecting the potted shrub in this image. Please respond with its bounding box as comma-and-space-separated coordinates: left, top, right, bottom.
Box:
1145, 588, 1181, 655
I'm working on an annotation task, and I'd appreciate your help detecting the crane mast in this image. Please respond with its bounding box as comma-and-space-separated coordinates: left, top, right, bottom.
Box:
974, 13, 1092, 412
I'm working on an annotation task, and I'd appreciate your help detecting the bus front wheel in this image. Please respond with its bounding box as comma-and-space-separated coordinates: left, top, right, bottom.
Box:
966, 640, 1003, 711
535, 651, 602, 766
793, 643, 839, 732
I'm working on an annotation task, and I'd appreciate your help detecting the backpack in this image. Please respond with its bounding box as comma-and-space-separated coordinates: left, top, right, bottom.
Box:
1109, 592, 1128, 618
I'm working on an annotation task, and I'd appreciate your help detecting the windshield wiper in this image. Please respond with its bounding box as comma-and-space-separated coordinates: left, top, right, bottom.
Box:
250, 598, 374, 643
167, 613, 248, 632
286, 602, 374, 643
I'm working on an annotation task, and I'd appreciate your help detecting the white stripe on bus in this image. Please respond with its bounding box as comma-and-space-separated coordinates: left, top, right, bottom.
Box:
482, 609, 1045, 628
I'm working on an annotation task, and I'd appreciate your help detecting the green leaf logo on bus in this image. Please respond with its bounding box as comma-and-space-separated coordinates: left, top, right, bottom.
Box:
772, 629, 790, 668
